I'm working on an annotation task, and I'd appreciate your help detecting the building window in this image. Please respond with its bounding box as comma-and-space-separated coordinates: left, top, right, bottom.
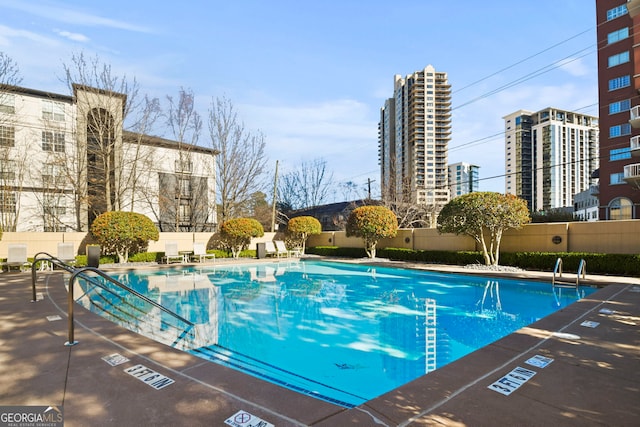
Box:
178, 203, 191, 223
607, 27, 629, 44
43, 196, 67, 232
42, 164, 65, 187
0, 125, 15, 146
607, 4, 628, 21
609, 123, 631, 137
42, 100, 65, 121
609, 197, 632, 220
0, 93, 15, 114
610, 172, 625, 185
42, 131, 65, 152
0, 192, 16, 213
0, 160, 16, 181
609, 99, 631, 114
179, 178, 191, 198
608, 51, 630, 67
610, 147, 632, 161
609, 75, 631, 91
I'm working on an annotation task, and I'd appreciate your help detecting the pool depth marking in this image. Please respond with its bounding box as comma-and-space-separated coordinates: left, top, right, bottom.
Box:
124, 364, 175, 390
488, 366, 537, 396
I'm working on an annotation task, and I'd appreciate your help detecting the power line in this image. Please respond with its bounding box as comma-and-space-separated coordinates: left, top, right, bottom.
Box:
453, 28, 594, 94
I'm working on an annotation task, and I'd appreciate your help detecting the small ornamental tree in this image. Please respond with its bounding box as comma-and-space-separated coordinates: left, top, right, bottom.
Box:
437, 192, 530, 266
287, 216, 321, 254
90, 211, 159, 263
220, 218, 264, 258
346, 205, 398, 258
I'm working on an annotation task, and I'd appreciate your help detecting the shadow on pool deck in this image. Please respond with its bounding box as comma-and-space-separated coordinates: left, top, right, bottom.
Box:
0, 260, 638, 426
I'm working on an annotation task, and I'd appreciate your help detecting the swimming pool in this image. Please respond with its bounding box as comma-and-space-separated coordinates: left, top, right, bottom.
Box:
75, 259, 594, 407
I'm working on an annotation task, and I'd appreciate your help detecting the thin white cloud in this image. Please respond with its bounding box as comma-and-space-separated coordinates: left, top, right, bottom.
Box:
0, 1, 151, 33
0, 24, 60, 47
558, 56, 591, 77
55, 29, 90, 43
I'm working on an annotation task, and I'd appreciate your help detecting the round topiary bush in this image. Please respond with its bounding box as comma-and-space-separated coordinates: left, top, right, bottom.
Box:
90, 211, 159, 263
346, 205, 398, 258
219, 218, 264, 258
287, 216, 321, 254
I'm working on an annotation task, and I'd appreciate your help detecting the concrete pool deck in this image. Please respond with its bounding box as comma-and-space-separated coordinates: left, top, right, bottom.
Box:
1, 259, 638, 426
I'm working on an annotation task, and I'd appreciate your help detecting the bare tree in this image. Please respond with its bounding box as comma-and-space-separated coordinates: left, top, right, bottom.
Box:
155, 88, 205, 231
380, 179, 437, 228
278, 158, 334, 210
0, 52, 24, 231
207, 96, 267, 222
340, 181, 362, 202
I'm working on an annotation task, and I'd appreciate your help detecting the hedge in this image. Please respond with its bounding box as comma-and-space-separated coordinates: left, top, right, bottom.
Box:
305, 246, 640, 277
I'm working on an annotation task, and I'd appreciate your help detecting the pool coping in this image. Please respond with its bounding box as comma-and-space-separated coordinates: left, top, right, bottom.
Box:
1, 258, 638, 426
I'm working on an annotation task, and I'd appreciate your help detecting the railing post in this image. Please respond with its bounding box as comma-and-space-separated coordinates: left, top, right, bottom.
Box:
65, 269, 82, 346
31, 251, 56, 302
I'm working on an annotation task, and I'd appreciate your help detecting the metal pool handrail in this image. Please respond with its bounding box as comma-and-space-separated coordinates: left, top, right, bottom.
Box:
65, 266, 195, 346
31, 252, 76, 302
552, 257, 563, 287
552, 257, 586, 289
31, 254, 195, 347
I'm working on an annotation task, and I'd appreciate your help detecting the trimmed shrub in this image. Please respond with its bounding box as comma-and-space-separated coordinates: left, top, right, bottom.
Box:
90, 211, 159, 263
287, 216, 322, 254
346, 206, 398, 258
219, 218, 264, 258
306, 246, 640, 277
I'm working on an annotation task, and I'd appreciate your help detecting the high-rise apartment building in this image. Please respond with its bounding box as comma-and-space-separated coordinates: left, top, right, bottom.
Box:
379, 65, 452, 212
596, 0, 640, 219
448, 162, 479, 198
503, 108, 599, 212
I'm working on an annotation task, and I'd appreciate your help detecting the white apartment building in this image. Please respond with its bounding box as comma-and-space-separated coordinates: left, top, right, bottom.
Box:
448, 162, 479, 198
0, 84, 217, 232
503, 108, 599, 212
379, 65, 452, 211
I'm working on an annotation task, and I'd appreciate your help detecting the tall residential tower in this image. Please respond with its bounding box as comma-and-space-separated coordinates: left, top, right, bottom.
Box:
596, 0, 640, 219
379, 65, 452, 213
504, 108, 599, 212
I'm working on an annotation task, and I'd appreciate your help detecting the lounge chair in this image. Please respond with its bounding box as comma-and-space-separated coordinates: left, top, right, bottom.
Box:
191, 242, 215, 263
162, 242, 183, 264
264, 241, 279, 257
274, 240, 293, 258
57, 242, 76, 266
1, 244, 32, 272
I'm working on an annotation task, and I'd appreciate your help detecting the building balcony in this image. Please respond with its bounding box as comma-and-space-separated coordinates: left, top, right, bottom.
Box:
589, 184, 599, 196
629, 0, 640, 18
623, 163, 640, 183
630, 105, 640, 128
632, 135, 640, 157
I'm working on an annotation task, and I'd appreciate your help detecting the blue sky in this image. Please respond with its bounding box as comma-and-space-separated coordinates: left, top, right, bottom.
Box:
0, 0, 598, 200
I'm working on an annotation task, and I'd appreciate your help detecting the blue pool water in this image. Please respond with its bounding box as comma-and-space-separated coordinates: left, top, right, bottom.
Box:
76, 259, 594, 407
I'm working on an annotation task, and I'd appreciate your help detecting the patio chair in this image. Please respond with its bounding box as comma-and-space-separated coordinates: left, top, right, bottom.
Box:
162, 242, 183, 264
57, 242, 76, 266
264, 241, 278, 257
191, 242, 215, 263
274, 240, 293, 258
1, 244, 32, 272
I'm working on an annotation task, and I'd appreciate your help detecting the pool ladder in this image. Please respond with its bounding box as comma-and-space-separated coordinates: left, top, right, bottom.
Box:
552, 257, 586, 289
30, 253, 196, 347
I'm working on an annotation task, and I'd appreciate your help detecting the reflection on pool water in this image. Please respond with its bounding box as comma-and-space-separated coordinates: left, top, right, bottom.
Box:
76, 259, 594, 407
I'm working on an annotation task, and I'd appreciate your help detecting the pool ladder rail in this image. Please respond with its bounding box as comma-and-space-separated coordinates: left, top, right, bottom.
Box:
31, 252, 196, 347
552, 257, 587, 289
